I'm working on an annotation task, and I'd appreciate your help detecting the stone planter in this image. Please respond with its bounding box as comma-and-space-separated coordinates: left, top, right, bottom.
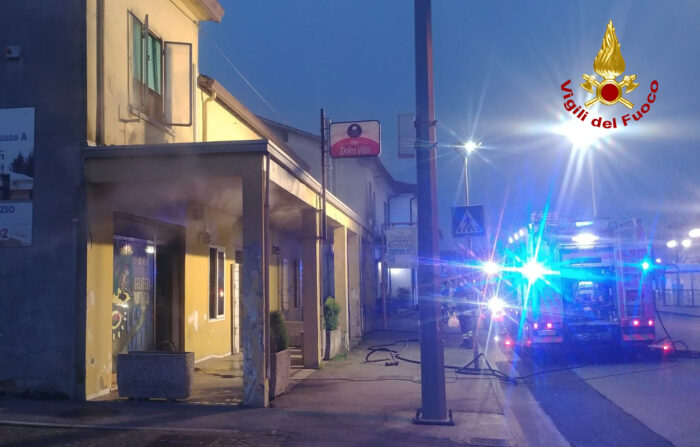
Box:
117, 351, 193, 400
324, 329, 341, 360
269, 349, 291, 400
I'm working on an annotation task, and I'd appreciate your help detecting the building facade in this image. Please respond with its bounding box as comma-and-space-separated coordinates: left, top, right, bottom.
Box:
0, 0, 411, 407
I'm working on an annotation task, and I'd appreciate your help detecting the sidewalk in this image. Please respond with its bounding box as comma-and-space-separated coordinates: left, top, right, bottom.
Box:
656, 302, 700, 318
0, 310, 561, 446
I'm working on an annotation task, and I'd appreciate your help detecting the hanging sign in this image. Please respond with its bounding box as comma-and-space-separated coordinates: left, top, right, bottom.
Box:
329, 120, 380, 158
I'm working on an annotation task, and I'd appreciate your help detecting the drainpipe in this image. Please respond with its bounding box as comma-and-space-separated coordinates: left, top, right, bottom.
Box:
264, 154, 271, 385
96, 0, 105, 145
409, 196, 416, 224
202, 92, 217, 142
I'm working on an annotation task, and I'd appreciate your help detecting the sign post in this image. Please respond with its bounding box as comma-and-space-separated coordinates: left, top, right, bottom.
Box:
451, 205, 485, 368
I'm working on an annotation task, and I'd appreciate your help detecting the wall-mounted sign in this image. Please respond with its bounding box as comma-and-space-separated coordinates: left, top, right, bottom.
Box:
385, 225, 417, 268
329, 120, 380, 158
0, 107, 34, 246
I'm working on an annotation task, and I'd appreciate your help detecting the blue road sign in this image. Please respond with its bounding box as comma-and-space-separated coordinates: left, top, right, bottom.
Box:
451, 205, 485, 237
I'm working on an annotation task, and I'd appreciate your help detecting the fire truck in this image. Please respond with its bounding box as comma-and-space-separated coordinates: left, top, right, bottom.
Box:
495, 215, 656, 348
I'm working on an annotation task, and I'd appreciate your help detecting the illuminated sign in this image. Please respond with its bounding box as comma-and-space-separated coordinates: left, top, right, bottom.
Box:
329, 120, 380, 158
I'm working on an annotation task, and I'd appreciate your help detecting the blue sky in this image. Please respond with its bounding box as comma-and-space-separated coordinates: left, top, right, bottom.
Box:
200, 1, 700, 249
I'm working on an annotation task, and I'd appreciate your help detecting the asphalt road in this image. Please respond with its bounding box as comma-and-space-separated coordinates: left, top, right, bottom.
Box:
0, 425, 289, 447
495, 312, 700, 447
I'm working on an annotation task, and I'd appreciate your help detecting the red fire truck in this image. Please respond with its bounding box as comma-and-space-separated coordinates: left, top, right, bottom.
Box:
496, 215, 656, 348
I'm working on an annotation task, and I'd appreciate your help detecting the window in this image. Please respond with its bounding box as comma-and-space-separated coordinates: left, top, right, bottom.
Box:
209, 247, 225, 319
293, 260, 302, 310
279, 258, 289, 311
128, 12, 193, 126
130, 14, 163, 120
278, 258, 302, 311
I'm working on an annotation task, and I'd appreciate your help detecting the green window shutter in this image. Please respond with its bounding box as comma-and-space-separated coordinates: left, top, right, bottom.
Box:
147, 34, 162, 94
131, 17, 142, 81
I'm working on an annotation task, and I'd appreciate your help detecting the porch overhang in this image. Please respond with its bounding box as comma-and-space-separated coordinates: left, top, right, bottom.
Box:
83, 140, 371, 235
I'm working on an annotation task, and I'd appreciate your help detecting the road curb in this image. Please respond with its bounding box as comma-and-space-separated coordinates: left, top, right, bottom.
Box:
658, 309, 700, 319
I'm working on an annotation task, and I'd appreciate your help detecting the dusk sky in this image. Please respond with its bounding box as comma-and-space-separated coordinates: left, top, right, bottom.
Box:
200, 1, 700, 250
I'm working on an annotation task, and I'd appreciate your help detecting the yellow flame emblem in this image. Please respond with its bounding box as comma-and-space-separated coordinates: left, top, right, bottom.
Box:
580, 21, 639, 109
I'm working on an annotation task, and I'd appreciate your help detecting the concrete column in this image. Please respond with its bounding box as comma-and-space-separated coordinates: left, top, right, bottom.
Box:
333, 226, 349, 350
301, 209, 322, 368
241, 158, 268, 408
347, 231, 361, 341
361, 239, 375, 334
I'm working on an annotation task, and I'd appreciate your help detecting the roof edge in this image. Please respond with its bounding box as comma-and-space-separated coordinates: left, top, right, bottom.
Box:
190, 0, 224, 23
198, 74, 311, 171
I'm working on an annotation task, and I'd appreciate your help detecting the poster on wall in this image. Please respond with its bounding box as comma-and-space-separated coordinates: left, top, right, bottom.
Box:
0, 107, 35, 246
112, 237, 155, 371
385, 225, 417, 269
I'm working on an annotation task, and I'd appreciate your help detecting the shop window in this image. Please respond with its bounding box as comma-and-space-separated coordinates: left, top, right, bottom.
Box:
209, 247, 225, 319
128, 12, 193, 126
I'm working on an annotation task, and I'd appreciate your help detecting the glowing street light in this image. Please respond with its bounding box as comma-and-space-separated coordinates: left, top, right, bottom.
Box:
681, 239, 692, 249
689, 228, 700, 238
666, 240, 678, 248
554, 119, 606, 151
463, 140, 481, 154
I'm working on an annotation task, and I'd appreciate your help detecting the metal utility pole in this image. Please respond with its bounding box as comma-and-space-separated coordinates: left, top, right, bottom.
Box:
320, 109, 328, 304
413, 0, 451, 425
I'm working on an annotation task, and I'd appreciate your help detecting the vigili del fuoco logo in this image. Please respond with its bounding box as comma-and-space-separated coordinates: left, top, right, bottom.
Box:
561, 20, 658, 129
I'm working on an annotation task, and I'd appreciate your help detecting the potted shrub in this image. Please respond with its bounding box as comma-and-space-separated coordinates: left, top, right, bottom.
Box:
324, 297, 341, 360
269, 310, 291, 400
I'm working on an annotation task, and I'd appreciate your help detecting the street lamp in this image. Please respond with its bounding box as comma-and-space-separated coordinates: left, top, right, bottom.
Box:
463, 140, 480, 154
689, 228, 700, 238
681, 238, 692, 249
666, 240, 678, 248
554, 120, 605, 218
460, 140, 480, 205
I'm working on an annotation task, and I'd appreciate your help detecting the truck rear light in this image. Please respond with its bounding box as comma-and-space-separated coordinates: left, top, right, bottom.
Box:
648, 319, 654, 326
533, 322, 538, 329
505, 339, 512, 347
633, 320, 639, 326
663, 345, 670, 352
546, 322, 553, 329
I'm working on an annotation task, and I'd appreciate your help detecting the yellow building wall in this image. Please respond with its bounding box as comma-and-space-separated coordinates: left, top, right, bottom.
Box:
198, 90, 262, 142
85, 181, 241, 398
85, 186, 116, 399
183, 206, 236, 362
86, 0, 263, 147
86, 0, 202, 145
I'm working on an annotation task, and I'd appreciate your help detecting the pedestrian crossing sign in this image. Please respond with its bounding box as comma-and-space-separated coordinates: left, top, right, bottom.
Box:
451, 205, 485, 237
